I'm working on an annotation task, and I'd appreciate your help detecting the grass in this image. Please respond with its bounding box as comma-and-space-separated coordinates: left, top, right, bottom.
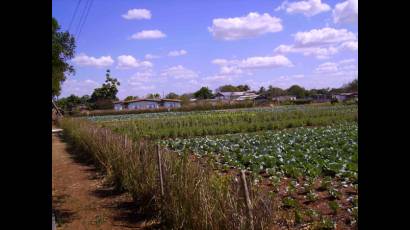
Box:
59, 118, 278, 229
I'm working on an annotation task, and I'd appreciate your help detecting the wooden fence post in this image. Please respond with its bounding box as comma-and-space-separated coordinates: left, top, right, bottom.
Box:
241, 170, 254, 230
157, 144, 164, 197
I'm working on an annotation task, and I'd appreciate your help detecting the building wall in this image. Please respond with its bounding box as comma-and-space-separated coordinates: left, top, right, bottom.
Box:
114, 104, 123, 111
163, 101, 181, 108
128, 101, 160, 110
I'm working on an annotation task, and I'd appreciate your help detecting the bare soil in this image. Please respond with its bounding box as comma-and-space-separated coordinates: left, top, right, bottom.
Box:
52, 132, 161, 230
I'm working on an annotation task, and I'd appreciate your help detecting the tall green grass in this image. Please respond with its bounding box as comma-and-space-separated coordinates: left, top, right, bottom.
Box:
60, 118, 277, 229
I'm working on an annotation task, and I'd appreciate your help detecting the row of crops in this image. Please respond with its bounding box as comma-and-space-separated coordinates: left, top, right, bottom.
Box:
98, 105, 357, 140
161, 123, 357, 182
87, 104, 355, 122
161, 122, 358, 228
68, 104, 358, 229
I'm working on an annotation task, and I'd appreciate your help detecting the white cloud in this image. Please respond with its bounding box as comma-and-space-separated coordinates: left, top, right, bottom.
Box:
208, 12, 283, 40
72, 53, 114, 67
116, 55, 153, 69
212, 55, 293, 76
240, 55, 293, 69
315, 62, 339, 73
274, 44, 339, 59
131, 30, 166, 40
333, 0, 358, 24
315, 59, 357, 74
122, 9, 151, 20
168, 49, 188, 57
274, 27, 357, 59
128, 71, 154, 85
294, 27, 356, 46
145, 54, 160, 59
340, 40, 358, 51
203, 74, 234, 83
60, 79, 99, 97
161, 65, 199, 79
275, 0, 331, 17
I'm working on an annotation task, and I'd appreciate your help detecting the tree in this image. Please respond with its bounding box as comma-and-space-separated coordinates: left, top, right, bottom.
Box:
258, 86, 266, 94
286, 85, 306, 98
90, 70, 120, 109
90, 70, 120, 102
343, 78, 358, 92
52, 17, 76, 97
265, 85, 285, 98
166, 92, 179, 99
237, 84, 250, 91
180, 93, 194, 105
146, 93, 160, 99
124, 96, 138, 101
194, 87, 213, 99
217, 85, 239, 92
56, 94, 82, 111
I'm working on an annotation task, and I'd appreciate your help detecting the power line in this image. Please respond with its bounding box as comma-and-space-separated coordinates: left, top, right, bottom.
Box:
74, 0, 91, 39
76, 0, 94, 42
68, 0, 83, 32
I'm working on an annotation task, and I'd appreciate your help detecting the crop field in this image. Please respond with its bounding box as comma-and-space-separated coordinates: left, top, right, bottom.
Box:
62, 104, 358, 229
96, 104, 357, 140
162, 122, 358, 228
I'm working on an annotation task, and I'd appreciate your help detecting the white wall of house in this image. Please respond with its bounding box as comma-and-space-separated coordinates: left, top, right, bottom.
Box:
163, 101, 181, 108
128, 101, 160, 110
114, 103, 123, 111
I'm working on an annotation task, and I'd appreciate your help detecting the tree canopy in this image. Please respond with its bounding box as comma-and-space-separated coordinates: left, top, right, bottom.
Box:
217, 84, 250, 92
52, 17, 76, 97
146, 93, 161, 99
166, 92, 179, 99
90, 70, 120, 102
343, 78, 358, 92
286, 85, 307, 98
194, 87, 213, 99
124, 96, 138, 101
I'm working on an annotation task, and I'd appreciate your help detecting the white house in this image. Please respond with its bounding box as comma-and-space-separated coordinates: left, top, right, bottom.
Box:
113, 98, 182, 111
215, 91, 259, 101
272, 95, 297, 102
332, 92, 358, 102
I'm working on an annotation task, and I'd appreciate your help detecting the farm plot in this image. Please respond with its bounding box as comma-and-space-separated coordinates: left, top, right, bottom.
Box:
88, 104, 356, 122
162, 122, 358, 227
98, 105, 357, 140
67, 104, 358, 229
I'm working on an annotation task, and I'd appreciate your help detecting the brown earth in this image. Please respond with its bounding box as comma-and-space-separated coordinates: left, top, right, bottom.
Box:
52, 132, 161, 230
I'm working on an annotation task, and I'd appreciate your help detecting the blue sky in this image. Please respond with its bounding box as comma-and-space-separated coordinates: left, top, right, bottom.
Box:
52, 0, 358, 99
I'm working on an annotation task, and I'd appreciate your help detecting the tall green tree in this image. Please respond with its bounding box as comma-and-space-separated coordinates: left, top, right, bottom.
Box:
90, 70, 120, 102
56, 94, 81, 111
165, 92, 179, 99
146, 93, 161, 99
343, 78, 358, 92
217, 85, 239, 92
237, 84, 250, 91
194, 87, 213, 99
266, 86, 285, 98
90, 70, 120, 109
124, 96, 138, 101
258, 86, 266, 94
286, 85, 307, 98
52, 17, 76, 97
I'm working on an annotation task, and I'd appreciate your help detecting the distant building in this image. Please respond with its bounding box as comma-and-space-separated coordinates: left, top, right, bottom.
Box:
332, 92, 358, 102
113, 98, 182, 111
272, 95, 297, 102
254, 95, 268, 104
215, 91, 259, 101
311, 94, 331, 103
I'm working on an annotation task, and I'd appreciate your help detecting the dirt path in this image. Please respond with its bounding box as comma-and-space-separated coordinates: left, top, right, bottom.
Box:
52, 132, 160, 230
